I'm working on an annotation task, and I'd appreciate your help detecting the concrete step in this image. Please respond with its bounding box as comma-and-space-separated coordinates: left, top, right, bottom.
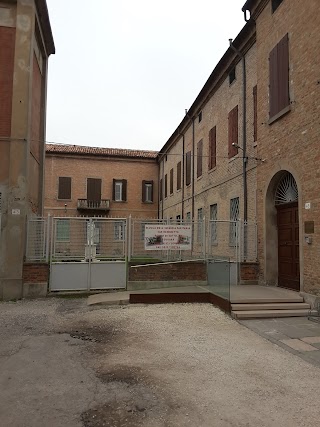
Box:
232, 309, 310, 319
231, 302, 310, 311
231, 296, 304, 304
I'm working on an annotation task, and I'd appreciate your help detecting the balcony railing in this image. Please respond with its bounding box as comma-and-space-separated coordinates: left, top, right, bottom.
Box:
77, 199, 110, 211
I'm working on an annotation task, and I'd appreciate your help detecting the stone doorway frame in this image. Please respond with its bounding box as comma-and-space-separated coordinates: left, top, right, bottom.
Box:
264, 168, 303, 290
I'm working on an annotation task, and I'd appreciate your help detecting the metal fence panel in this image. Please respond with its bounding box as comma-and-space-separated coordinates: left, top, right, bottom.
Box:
51, 217, 127, 261
26, 217, 47, 261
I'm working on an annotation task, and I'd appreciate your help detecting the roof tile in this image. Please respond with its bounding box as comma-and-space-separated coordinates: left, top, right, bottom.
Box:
46, 144, 158, 159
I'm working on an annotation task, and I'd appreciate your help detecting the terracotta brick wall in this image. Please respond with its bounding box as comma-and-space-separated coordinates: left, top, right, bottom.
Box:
240, 262, 258, 281
129, 261, 206, 282
0, 26, 15, 137
254, 0, 320, 293
45, 154, 159, 218
23, 263, 49, 284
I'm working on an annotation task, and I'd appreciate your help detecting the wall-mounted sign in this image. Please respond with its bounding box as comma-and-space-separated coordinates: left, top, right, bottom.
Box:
11, 209, 20, 215
144, 224, 192, 251
304, 221, 314, 234
305, 202, 311, 210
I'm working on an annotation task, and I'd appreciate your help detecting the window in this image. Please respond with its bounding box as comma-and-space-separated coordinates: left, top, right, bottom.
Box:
58, 177, 71, 200
186, 151, 191, 186
87, 178, 101, 202
177, 161, 181, 190
176, 215, 181, 222
197, 140, 203, 178
228, 105, 238, 158
272, 0, 283, 13
197, 208, 203, 243
159, 179, 163, 201
142, 180, 153, 203
164, 174, 168, 198
229, 68, 236, 84
186, 212, 191, 222
210, 204, 218, 244
56, 219, 70, 242
170, 168, 174, 194
113, 179, 127, 202
230, 197, 239, 245
198, 111, 202, 123
253, 85, 257, 142
114, 221, 126, 241
208, 126, 216, 170
269, 34, 289, 120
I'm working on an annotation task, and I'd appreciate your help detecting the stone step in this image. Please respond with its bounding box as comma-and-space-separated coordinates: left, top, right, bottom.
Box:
231, 302, 310, 311
232, 309, 310, 319
231, 296, 304, 304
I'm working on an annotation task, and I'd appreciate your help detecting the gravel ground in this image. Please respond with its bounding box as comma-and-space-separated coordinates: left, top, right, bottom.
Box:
1, 299, 320, 426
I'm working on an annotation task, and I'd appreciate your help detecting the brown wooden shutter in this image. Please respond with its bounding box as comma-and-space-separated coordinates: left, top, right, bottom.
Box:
186, 151, 191, 186
122, 179, 127, 201
160, 179, 163, 201
177, 161, 181, 190
164, 174, 168, 198
150, 180, 154, 202
253, 85, 257, 142
87, 178, 101, 201
197, 140, 203, 178
142, 180, 146, 202
170, 168, 173, 194
112, 179, 116, 201
269, 43, 278, 118
269, 33, 289, 119
58, 177, 71, 199
228, 106, 238, 158
209, 127, 216, 169
278, 33, 289, 113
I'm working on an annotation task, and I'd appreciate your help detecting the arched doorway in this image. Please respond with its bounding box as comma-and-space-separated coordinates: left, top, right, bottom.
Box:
265, 171, 300, 291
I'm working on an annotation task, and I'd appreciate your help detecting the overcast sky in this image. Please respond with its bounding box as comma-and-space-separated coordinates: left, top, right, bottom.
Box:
46, 0, 245, 151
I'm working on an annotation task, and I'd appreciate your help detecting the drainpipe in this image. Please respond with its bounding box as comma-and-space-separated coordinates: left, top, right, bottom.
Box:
229, 39, 248, 259
161, 159, 164, 219
179, 130, 185, 219
191, 117, 195, 221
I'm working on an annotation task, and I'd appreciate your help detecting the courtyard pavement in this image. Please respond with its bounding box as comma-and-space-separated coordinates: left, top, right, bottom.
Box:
239, 316, 320, 368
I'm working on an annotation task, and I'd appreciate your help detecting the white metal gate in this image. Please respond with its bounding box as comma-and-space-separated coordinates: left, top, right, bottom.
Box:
49, 217, 127, 291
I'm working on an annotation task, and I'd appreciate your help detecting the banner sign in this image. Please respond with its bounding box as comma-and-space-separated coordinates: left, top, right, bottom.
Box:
144, 224, 192, 250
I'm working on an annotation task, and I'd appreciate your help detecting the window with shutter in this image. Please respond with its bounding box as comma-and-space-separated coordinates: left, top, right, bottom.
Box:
228, 106, 238, 158
113, 179, 127, 202
87, 178, 101, 202
208, 127, 216, 170
186, 151, 191, 186
229, 197, 239, 245
164, 174, 168, 198
142, 180, 153, 203
177, 161, 181, 190
197, 140, 203, 178
160, 179, 163, 201
170, 169, 173, 194
253, 85, 258, 142
269, 34, 289, 121
58, 177, 71, 200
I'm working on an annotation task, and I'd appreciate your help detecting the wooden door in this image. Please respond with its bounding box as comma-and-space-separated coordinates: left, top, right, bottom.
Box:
277, 202, 299, 291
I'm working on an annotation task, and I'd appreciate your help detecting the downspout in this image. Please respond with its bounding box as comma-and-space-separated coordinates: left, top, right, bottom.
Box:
191, 117, 195, 221
178, 130, 185, 219
161, 158, 164, 219
157, 159, 160, 219
229, 39, 248, 259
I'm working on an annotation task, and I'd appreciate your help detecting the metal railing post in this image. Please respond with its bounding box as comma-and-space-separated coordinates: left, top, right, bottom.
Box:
45, 215, 51, 263
128, 215, 132, 262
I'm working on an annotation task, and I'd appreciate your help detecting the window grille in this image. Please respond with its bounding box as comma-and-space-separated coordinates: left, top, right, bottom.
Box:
275, 173, 298, 205
210, 204, 218, 244
229, 197, 239, 245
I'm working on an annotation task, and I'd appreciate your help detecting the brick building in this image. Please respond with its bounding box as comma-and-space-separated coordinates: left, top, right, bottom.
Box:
159, 0, 320, 297
44, 144, 158, 219
0, 0, 54, 300
242, 0, 320, 297
158, 20, 258, 260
